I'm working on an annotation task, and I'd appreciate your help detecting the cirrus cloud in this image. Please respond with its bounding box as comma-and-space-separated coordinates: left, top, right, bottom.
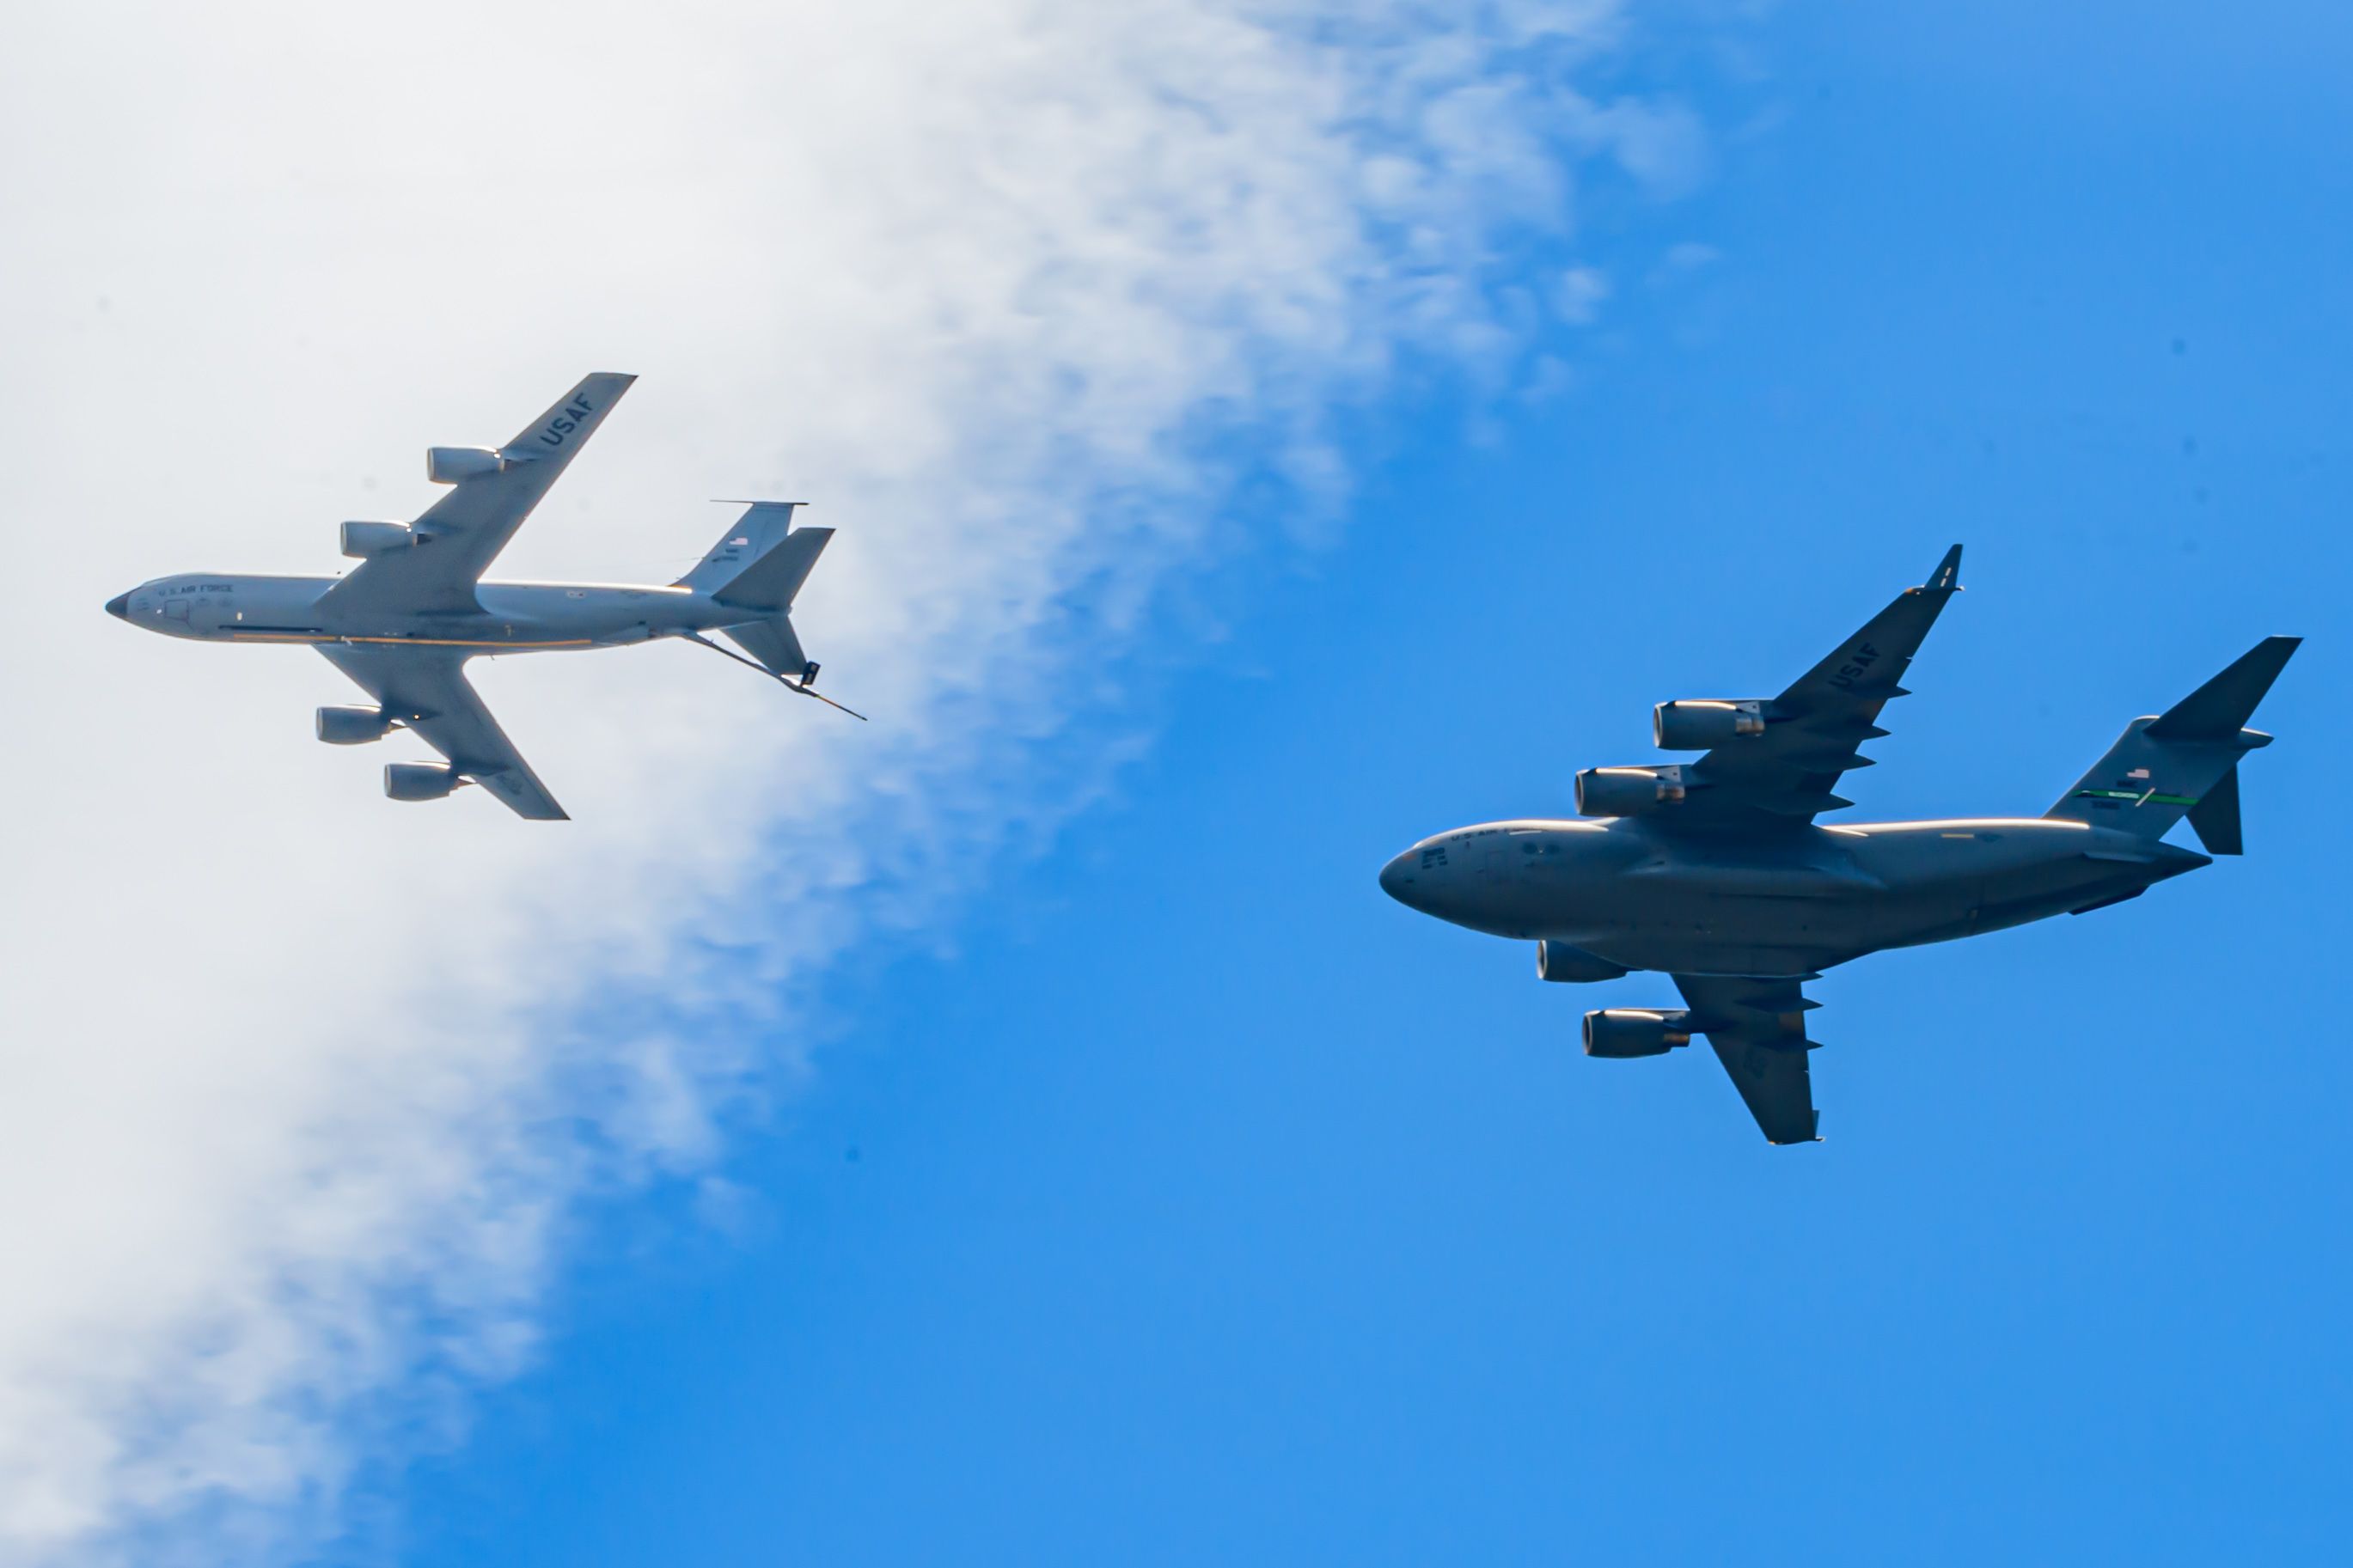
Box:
0, 1, 1703, 1559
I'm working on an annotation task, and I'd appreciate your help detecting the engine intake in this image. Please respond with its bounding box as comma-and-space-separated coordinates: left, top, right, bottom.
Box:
339, 520, 413, 559
1574, 765, 1688, 818
425, 446, 505, 485
1536, 941, 1629, 983
1653, 699, 1765, 750
384, 762, 461, 802
1582, 1009, 1693, 1059
316, 705, 394, 745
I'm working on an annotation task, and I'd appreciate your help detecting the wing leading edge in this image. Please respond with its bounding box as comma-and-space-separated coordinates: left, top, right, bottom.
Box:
318, 644, 566, 820
1671, 972, 1823, 1144
1678, 546, 1964, 825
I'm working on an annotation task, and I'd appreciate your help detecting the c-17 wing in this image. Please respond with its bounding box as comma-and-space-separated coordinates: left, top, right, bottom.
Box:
318, 644, 566, 820
1671, 545, 1963, 825
1671, 972, 1823, 1145
316, 373, 636, 620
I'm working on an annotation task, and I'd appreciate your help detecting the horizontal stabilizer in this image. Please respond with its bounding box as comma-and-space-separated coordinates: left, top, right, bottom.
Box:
721, 615, 811, 680
717, 524, 831, 611
2048, 637, 2297, 845
676, 500, 834, 613
2148, 636, 2301, 740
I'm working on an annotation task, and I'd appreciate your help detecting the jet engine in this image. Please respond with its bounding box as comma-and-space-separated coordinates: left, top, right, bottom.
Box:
316, 705, 394, 745
1582, 1009, 1693, 1059
425, 445, 505, 484
1574, 764, 1688, 818
339, 520, 413, 558
1536, 941, 1629, 983
384, 762, 461, 802
1653, 699, 1766, 750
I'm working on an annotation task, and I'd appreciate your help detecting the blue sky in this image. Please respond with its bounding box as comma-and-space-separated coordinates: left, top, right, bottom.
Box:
348, 4, 2346, 1562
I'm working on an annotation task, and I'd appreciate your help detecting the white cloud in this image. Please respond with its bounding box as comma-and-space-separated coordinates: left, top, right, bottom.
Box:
1653, 238, 1727, 281
1559, 264, 1615, 323
0, 0, 1696, 1559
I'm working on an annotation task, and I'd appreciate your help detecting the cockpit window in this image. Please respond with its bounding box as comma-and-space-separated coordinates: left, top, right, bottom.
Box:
1420, 847, 1448, 869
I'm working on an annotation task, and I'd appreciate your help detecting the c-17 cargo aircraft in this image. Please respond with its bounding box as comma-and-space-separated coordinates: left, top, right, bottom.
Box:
103, 373, 858, 820
1378, 546, 2297, 1145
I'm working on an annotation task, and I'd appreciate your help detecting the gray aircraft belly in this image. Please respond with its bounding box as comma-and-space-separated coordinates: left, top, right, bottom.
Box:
1568, 833, 1873, 974
133, 575, 730, 652
1408, 816, 2206, 979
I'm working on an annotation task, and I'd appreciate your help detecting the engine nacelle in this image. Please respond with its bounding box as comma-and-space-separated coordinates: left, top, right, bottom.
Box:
339, 520, 414, 559
1574, 765, 1688, 818
384, 762, 461, 802
316, 705, 394, 745
1536, 941, 1629, 983
425, 445, 504, 485
1653, 699, 1766, 750
1582, 1009, 1693, 1059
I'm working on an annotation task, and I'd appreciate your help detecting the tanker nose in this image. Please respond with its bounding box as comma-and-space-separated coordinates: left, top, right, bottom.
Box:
104, 592, 130, 620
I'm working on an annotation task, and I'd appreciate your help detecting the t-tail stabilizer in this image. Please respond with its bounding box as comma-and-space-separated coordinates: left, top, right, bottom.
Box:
2046, 635, 2300, 854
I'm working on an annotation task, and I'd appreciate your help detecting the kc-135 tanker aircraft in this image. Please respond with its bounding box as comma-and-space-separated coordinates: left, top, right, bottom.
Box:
104, 373, 858, 819
1379, 546, 2297, 1145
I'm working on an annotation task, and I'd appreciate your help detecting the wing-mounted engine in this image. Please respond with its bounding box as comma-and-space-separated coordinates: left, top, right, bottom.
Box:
424, 445, 523, 485
1574, 764, 1691, 818
316, 705, 394, 745
1653, 699, 1767, 749
1582, 1009, 1693, 1059
1536, 941, 1629, 983
339, 521, 414, 559
384, 762, 461, 802
1576, 548, 1970, 827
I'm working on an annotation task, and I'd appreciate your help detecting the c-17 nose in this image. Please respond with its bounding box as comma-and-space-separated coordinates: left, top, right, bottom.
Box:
1379, 849, 1421, 907
104, 592, 130, 620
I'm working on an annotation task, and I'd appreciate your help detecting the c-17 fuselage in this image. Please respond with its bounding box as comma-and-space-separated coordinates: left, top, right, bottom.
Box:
1379, 814, 2206, 979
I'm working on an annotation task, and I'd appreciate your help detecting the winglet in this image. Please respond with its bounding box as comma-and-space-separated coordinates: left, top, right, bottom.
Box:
1924, 544, 1963, 592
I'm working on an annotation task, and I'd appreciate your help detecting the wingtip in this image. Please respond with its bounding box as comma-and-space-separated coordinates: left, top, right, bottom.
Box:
1926, 543, 1963, 591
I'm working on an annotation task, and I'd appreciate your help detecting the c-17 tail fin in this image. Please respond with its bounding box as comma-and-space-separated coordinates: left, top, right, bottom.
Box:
2046, 636, 2300, 854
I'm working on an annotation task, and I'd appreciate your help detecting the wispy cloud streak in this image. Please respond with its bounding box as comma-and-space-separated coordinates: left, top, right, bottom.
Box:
0, 0, 1699, 1558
